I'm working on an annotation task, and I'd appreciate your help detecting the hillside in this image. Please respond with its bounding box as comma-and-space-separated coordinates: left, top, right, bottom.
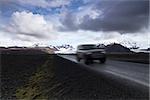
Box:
105, 43, 131, 53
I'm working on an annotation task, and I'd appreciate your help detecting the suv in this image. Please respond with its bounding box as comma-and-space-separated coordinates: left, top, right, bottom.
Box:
76, 44, 106, 64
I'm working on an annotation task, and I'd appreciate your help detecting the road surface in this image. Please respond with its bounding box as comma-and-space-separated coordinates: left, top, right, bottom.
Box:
59, 54, 149, 91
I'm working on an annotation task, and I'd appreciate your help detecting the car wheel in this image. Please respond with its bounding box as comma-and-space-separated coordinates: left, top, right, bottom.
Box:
100, 57, 106, 63
84, 58, 90, 64
76, 57, 81, 62
89, 59, 93, 64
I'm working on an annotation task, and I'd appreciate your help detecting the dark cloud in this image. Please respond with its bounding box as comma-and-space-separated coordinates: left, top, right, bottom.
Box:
60, 0, 149, 33
60, 12, 78, 31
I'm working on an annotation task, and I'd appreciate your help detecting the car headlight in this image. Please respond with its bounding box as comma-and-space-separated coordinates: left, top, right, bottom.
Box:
86, 52, 92, 55
101, 51, 106, 53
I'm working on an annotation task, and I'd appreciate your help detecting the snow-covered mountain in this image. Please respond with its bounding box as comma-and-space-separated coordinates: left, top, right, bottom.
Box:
32, 43, 149, 54
54, 44, 76, 54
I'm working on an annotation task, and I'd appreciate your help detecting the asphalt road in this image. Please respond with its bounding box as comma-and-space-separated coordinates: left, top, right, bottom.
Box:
59, 55, 149, 91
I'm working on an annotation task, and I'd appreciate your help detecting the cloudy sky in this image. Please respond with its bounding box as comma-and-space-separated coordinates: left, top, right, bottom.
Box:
0, 0, 149, 48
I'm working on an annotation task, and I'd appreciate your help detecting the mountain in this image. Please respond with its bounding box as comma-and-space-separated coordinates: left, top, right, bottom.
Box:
105, 43, 131, 53
55, 44, 74, 50
54, 44, 75, 54
54, 43, 132, 53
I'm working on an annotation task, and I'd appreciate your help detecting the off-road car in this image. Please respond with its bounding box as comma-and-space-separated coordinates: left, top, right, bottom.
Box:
76, 44, 106, 64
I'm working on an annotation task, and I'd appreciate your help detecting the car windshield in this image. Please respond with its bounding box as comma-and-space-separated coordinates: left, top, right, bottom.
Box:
78, 45, 98, 50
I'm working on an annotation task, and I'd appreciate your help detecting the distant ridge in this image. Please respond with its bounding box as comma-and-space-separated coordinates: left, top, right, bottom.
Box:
105, 43, 131, 53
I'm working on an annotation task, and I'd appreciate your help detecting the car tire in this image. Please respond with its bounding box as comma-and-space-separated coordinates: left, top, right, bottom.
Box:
89, 59, 93, 64
100, 57, 106, 63
84, 58, 90, 64
76, 57, 81, 62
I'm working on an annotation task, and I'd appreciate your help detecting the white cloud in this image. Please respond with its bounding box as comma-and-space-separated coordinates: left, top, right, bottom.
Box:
0, 27, 149, 49
91, 31, 150, 49
77, 5, 102, 19
0, 30, 32, 46
74, 5, 103, 25
4, 11, 57, 41
120, 32, 150, 49
59, 4, 104, 31
0, 4, 149, 49
51, 30, 149, 49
